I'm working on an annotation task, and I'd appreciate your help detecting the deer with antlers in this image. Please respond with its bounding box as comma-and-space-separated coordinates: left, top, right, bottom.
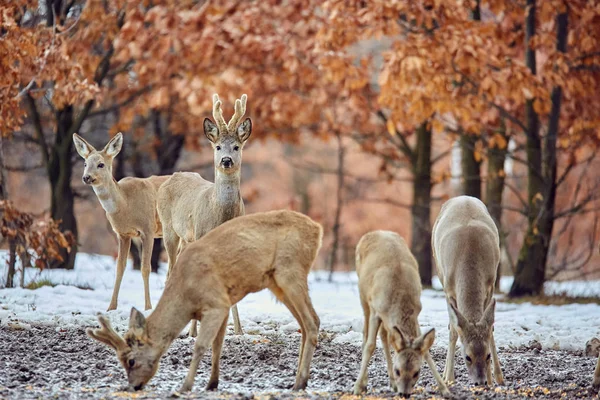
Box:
157, 93, 251, 336
87, 210, 322, 393
73, 132, 169, 311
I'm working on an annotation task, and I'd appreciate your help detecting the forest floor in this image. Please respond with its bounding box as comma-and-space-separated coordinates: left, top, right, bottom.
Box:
1, 323, 599, 400
1, 253, 600, 399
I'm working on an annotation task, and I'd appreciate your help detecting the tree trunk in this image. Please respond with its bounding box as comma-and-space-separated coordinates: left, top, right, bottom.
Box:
486, 122, 508, 290
6, 240, 16, 288
411, 122, 433, 286
460, 133, 482, 198
510, 5, 566, 297
328, 133, 345, 282
47, 106, 78, 269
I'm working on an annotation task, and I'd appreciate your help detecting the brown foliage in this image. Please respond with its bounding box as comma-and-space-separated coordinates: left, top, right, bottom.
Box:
0, 200, 74, 271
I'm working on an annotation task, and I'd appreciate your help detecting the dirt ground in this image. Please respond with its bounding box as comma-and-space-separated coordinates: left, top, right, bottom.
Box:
0, 324, 598, 399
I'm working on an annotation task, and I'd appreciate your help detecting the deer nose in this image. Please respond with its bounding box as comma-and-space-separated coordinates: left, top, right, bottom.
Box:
83, 175, 92, 184
221, 157, 233, 168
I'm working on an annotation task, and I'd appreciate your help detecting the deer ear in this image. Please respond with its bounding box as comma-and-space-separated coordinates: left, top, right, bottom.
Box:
480, 299, 496, 328
204, 118, 219, 143
393, 326, 410, 351
237, 118, 252, 143
73, 133, 95, 159
447, 301, 468, 333
103, 132, 123, 158
129, 307, 147, 332
413, 328, 436, 354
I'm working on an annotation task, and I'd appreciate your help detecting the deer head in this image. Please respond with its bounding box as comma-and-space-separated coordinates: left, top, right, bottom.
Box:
87, 309, 162, 391
448, 299, 496, 386
203, 94, 252, 175
390, 327, 436, 397
73, 133, 123, 186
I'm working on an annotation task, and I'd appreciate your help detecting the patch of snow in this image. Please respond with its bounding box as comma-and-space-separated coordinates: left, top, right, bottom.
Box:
0, 251, 599, 352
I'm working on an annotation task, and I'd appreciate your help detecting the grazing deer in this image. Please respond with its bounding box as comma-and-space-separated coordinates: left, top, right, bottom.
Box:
157, 93, 251, 336
353, 231, 450, 397
432, 195, 504, 386
73, 133, 168, 311
87, 210, 322, 393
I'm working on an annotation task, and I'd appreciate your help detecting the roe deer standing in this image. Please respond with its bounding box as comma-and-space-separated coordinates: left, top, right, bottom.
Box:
432, 195, 504, 386
87, 210, 322, 392
353, 230, 450, 397
73, 133, 168, 311
157, 93, 251, 336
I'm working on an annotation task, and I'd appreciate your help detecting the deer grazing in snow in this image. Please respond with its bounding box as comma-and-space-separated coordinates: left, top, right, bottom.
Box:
87, 210, 322, 393
353, 231, 450, 397
432, 195, 504, 386
157, 93, 251, 336
73, 132, 169, 311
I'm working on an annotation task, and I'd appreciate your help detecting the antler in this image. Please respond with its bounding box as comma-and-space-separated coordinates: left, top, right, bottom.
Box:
86, 313, 127, 351
212, 94, 228, 133
227, 94, 248, 131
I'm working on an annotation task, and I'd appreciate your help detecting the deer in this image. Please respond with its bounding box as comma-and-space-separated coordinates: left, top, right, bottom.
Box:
157, 93, 251, 336
353, 230, 450, 397
73, 132, 169, 312
87, 209, 322, 393
431, 195, 505, 387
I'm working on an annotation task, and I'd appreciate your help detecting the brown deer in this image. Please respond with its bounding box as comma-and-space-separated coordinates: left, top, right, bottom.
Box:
73, 132, 168, 311
353, 230, 450, 397
87, 210, 322, 393
157, 94, 251, 336
432, 195, 504, 386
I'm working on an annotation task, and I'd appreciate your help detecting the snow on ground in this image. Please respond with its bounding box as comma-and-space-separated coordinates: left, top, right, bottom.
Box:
0, 251, 599, 353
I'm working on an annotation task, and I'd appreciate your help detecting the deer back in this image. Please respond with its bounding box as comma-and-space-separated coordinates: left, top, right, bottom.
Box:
165, 210, 323, 306
356, 231, 422, 333
432, 196, 499, 320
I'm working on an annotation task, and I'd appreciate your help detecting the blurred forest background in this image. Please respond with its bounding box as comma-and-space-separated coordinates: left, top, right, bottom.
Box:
1, 0, 599, 297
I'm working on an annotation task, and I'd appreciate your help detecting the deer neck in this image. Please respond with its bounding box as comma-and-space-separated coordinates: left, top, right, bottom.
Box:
146, 298, 193, 354
92, 177, 123, 214
213, 169, 241, 207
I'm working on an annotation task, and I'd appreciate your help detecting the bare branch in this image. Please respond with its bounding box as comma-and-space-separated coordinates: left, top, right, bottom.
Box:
88, 87, 152, 118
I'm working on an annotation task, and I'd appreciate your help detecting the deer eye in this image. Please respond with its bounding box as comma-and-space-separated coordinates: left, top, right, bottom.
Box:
413, 371, 419, 379
128, 359, 135, 368
234, 145, 239, 151
83, 163, 87, 167
486, 354, 491, 361
465, 355, 472, 363
98, 163, 105, 168
216, 145, 221, 151
395, 368, 400, 376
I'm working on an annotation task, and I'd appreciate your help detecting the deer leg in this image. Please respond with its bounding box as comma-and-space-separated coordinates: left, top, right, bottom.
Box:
290, 295, 319, 391
360, 296, 370, 354
231, 305, 243, 335
593, 354, 600, 389
162, 225, 180, 280
189, 320, 198, 337
280, 295, 305, 368
444, 324, 458, 383
140, 234, 154, 310
379, 326, 397, 392
490, 329, 505, 385
107, 235, 131, 311
354, 309, 381, 395
206, 316, 228, 390
426, 352, 451, 396
179, 308, 229, 393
